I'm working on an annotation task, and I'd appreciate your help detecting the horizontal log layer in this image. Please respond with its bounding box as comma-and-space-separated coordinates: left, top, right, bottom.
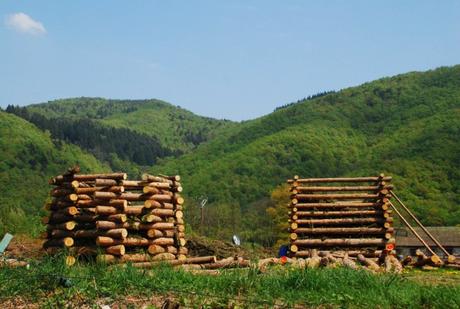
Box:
43, 237, 74, 248
96, 236, 175, 247
294, 250, 383, 258
142, 174, 175, 185
94, 192, 184, 204
293, 238, 391, 247
73, 173, 128, 181
96, 221, 174, 231
288, 176, 392, 183
294, 193, 382, 200
292, 185, 393, 192
293, 210, 384, 217
293, 217, 390, 226
49, 228, 128, 239
292, 227, 394, 235
75, 186, 124, 194
292, 202, 381, 209
95, 179, 118, 186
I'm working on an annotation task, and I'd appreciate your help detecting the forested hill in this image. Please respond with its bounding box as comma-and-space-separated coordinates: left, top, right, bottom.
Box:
6, 98, 235, 171
0, 111, 110, 234
1, 65, 459, 241
153, 65, 460, 227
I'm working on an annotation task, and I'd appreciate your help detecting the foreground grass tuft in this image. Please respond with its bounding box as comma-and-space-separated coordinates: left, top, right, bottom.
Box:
1, 255, 459, 308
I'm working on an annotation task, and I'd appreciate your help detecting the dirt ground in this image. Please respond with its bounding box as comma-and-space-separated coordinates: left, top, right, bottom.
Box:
3, 235, 44, 260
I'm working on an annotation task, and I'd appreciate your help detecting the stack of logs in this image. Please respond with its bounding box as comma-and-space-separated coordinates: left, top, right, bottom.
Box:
287, 175, 395, 258
43, 167, 187, 265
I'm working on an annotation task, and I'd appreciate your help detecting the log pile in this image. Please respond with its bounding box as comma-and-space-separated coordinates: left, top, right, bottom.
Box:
287, 175, 395, 257
43, 167, 187, 265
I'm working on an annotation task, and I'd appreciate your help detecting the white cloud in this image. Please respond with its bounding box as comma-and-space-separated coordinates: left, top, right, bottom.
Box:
5, 12, 46, 35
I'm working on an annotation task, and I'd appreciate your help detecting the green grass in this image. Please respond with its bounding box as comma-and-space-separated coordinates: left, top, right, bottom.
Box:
1, 255, 459, 308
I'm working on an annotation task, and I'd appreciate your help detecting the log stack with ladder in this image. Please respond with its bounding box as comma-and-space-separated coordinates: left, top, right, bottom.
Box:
287, 175, 396, 258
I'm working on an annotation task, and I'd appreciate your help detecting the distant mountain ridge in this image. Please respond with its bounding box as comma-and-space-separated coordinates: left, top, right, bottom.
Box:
7, 98, 235, 172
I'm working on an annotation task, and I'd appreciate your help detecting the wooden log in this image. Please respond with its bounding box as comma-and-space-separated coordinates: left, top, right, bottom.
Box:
142, 174, 171, 183
43, 237, 74, 248
76, 194, 92, 200
73, 173, 127, 181
293, 217, 385, 227
295, 250, 382, 258
151, 237, 175, 246
175, 210, 184, 219
59, 206, 79, 216
151, 253, 176, 261
166, 246, 178, 254
293, 227, 394, 235
143, 186, 160, 194
124, 206, 145, 215
160, 174, 181, 181
47, 221, 77, 231
141, 214, 163, 223
95, 178, 118, 186
106, 245, 125, 256
305, 249, 321, 268
415, 249, 443, 267
148, 244, 166, 255
108, 199, 128, 207
342, 253, 359, 270
295, 193, 380, 200
150, 208, 175, 217
182, 256, 217, 264
146, 181, 175, 189
96, 236, 150, 247
130, 260, 184, 268
293, 185, 393, 192
357, 254, 380, 272
201, 258, 250, 269
294, 238, 387, 247
51, 229, 97, 238
104, 228, 128, 239
294, 210, 383, 218
96, 221, 173, 230
144, 199, 163, 208
96, 205, 126, 215
165, 230, 176, 238
178, 247, 188, 255
289, 176, 392, 183
293, 202, 380, 209
105, 214, 128, 223
147, 229, 164, 238
51, 188, 74, 197
75, 186, 124, 194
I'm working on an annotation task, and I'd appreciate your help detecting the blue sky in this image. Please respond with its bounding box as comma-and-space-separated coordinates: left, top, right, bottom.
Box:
1, 1, 459, 120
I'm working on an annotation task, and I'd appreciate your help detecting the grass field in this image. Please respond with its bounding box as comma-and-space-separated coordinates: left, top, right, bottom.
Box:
1, 255, 459, 308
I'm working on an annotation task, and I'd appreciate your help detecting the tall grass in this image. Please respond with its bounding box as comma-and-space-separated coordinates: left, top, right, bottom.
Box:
1, 255, 459, 308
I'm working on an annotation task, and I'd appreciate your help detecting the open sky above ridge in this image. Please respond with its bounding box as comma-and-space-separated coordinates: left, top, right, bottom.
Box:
1, 0, 459, 120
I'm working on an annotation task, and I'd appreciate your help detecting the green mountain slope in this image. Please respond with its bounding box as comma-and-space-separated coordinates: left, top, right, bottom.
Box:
154, 66, 460, 226
22, 97, 234, 153
0, 111, 110, 235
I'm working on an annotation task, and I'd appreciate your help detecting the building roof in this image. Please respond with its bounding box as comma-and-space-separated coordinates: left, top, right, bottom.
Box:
396, 226, 460, 247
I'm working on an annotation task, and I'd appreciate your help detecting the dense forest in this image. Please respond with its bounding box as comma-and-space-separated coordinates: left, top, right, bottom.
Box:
24, 97, 235, 153
0, 111, 110, 235
154, 65, 460, 243
1, 65, 459, 246
6, 105, 177, 167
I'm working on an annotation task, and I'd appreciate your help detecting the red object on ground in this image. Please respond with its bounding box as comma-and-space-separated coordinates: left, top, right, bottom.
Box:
386, 243, 395, 251
280, 256, 288, 264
